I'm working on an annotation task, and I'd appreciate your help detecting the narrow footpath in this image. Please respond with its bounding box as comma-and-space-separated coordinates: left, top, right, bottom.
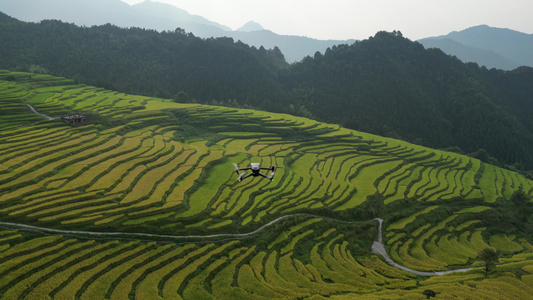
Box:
1, 216, 485, 277
0, 214, 299, 242
26, 104, 55, 120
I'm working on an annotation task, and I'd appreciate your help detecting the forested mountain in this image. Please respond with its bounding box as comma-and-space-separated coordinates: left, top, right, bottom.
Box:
283, 31, 533, 171
1, 12, 533, 172
0, 12, 287, 105
418, 25, 533, 70
0, 0, 353, 62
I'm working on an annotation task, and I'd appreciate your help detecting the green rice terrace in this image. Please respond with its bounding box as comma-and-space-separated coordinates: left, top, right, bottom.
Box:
1, 70, 532, 299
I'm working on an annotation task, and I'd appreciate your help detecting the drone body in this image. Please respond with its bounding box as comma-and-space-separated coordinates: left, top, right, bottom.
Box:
232, 162, 283, 182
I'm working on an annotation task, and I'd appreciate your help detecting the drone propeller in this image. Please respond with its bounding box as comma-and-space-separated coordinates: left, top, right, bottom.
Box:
232, 163, 240, 173
267, 165, 285, 181
237, 171, 247, 182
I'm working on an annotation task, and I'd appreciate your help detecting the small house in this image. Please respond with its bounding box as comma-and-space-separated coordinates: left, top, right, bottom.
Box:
61, 113, 91, 126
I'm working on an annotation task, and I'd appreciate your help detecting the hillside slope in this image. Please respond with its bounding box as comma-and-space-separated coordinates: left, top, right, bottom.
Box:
0, 71, 532, 299
2, 15, 533, 171
283, 31, 533, 170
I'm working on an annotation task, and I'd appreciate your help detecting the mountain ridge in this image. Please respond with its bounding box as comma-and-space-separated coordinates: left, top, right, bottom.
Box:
418, 25, 533, 70
2, 1, 532, 65
418, 38, 520, 70
0, 0, 353, 62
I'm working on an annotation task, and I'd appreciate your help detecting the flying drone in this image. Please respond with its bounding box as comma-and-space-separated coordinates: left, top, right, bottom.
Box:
232, 162, 284, 182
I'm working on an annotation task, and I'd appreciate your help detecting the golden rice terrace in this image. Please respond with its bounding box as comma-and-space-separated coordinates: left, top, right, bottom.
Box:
0, 71, 532, 299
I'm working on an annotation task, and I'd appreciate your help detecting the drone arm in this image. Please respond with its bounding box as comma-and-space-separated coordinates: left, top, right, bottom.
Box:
261, 166, 285, 170
265, 166, 283, 181
258, 171, 276, 181
239, 172, 253, 181
258, 172, 270, 179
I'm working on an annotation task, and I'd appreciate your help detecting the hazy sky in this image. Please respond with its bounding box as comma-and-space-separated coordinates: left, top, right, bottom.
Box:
120, 0, 533, 40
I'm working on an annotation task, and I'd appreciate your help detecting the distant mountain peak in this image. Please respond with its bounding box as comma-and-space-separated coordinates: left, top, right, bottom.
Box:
418, 24, 533, 70
237, 21, 264, 32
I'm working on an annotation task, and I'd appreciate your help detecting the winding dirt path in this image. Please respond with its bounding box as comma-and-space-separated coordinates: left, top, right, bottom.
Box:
0, 217, 485, 276
0, 214, 299, 242
371, 218, 479, 276
26, 104, 56, 120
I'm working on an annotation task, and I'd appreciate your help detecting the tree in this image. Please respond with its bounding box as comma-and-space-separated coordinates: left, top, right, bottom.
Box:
29, 64, 48, 74
173, 91, 189, 103
422, 289, 436, 299
511, 189, 529, 205
479, 248, 498, 275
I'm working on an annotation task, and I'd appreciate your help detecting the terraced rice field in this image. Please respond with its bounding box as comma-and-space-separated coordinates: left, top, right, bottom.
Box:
0, 71, 532, 299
